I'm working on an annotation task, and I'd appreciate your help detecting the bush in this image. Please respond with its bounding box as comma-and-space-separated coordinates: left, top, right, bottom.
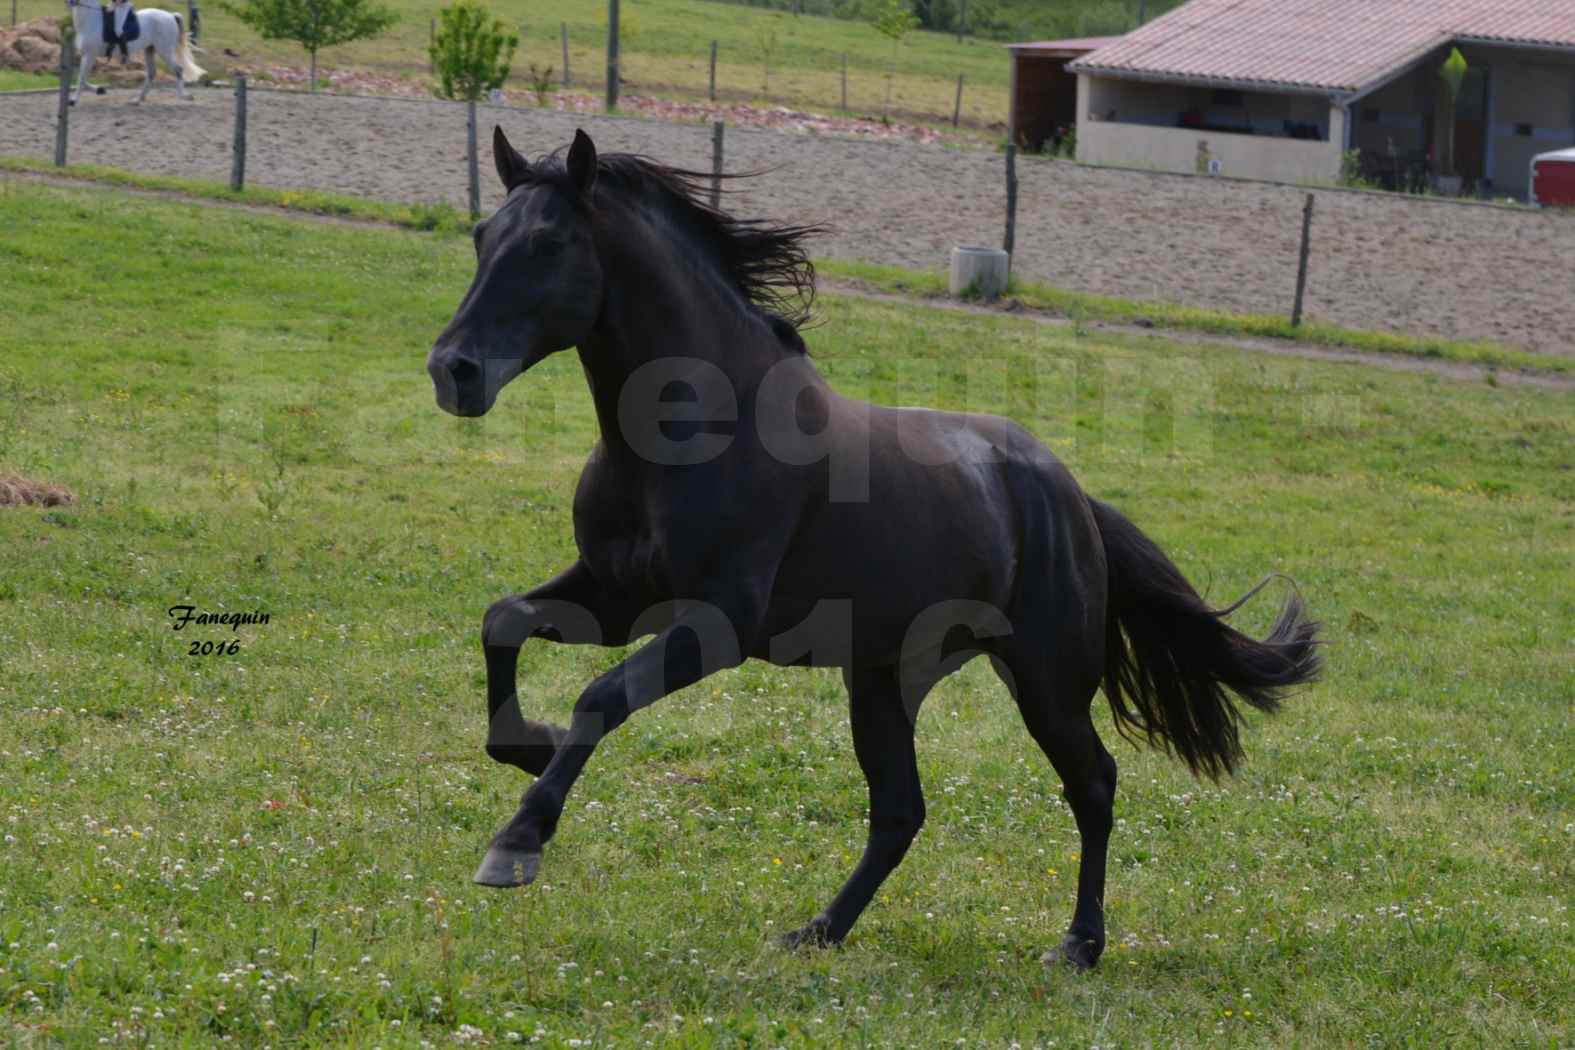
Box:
429, 0, 517, 103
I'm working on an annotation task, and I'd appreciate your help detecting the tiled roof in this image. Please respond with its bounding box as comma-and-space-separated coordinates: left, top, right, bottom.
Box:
1005, 36, 1123, 55
1068, 0, 1575, 96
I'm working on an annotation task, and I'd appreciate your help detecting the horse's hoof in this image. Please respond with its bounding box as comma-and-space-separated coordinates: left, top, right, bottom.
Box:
95, 86, 107, 95
1040, 934, 1102, 973
472, 845, 541, 888
777, 918, 840, 950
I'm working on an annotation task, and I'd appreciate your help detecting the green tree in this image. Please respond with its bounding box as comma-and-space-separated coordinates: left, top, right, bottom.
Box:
429, 0, 518, 102
1437, 46, 1468, 180
869, 0, 918, 121
219, 0, 398, 93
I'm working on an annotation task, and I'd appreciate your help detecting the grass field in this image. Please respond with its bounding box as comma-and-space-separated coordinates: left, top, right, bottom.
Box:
7, 0, 1015, 124
1, 179, 1572, 1047
0, 69, 54, 91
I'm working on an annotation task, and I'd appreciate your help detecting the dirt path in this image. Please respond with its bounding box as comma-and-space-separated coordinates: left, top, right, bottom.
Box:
3, 87, 1572, 356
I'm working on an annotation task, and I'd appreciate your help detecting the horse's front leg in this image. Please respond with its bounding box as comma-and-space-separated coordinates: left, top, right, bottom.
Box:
71, 43, 94, 104
480, 561, 642, 778
474, 590, 763, 887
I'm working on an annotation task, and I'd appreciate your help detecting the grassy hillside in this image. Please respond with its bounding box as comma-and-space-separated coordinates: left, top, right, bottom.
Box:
709, 0, 1187, 42
0, 179, 1570, 1047
6, 0, 1019, 124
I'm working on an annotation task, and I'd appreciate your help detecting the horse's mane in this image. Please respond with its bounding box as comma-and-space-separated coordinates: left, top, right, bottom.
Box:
527, 151, 824, 333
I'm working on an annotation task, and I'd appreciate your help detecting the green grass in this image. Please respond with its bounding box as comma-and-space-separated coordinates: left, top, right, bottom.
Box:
1, 180, 1572, 1047
0, 68, 56, 91
8, 0, 1016, 123
0, 155, 474, 232
708, 0, 1186, 44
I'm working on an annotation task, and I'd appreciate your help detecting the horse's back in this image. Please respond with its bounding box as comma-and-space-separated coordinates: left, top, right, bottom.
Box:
761, 399, 1103, 669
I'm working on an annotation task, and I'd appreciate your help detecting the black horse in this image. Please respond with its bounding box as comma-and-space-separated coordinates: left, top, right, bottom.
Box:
426, 127, 1320, 971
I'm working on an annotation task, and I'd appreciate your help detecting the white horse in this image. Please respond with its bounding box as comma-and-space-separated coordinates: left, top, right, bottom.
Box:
65, 0, 204, 104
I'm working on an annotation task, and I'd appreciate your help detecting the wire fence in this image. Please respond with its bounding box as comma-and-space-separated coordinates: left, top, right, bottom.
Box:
6, 47, 1570, 359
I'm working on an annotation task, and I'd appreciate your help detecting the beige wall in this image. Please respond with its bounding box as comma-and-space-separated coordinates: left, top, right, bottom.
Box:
1487, 54, 1575, 195
1077, 75, 1344, 183
1350, 44, 1575, 195
1353, 70, 1429, 158
1081, 75, 1332, 135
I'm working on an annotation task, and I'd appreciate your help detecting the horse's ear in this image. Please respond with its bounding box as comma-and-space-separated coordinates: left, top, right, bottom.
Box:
567, 128, 598, 198
493, 126, 530, 190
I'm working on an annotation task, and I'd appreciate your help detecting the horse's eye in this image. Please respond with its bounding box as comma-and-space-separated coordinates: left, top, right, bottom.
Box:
534, 237, 565, 257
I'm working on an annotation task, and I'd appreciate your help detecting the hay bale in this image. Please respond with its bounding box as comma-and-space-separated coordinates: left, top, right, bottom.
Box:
0, 474, 75, 508
12, 36, 59, 66
30, 20, 63, 45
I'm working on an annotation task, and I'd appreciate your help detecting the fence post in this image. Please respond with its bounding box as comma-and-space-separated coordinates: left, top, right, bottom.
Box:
187, 0, 199, 42
428, 17, 435, 77
840, 53, 847, 111
1291, 193, 1315, 327
1003, 144, 1018, 262
708, 40, 717, 102
231, 74, 248, 191
561, 22, 570, 86
1137, 0, 1147, 24
11, 0, 16, 29
466, 98, 480, 219
953, 73, 964, 127
606, 0, 619, 111
54, 39, 71, 167
711, 120, 723, 209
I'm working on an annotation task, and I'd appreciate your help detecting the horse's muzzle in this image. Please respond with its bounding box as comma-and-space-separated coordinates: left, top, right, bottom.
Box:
427, 349, 489, 417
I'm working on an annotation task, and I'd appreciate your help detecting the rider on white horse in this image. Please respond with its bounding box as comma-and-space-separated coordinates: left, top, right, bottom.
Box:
66, 0, 204, 104
104, 0, 134, 62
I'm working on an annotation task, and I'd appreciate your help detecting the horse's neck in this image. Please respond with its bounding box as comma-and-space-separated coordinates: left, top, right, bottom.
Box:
576, 217, 807, 461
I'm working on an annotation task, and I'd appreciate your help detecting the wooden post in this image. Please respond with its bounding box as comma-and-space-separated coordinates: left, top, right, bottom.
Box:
840, 53, 847, 111
466, 98, 480, 219
708, 40, 717, 102
186, 0, 197, 42
54, 39, 71, 167
429, 17, 435, 77
11, 0, 16, 29
710, 120, 723, 209
1291, 193, 1315, 327
231, 75, 248, 191
561, 22, 570, 86
1003, 144, 1018, 262
1137, 0, 1146, 24
953, 73, 964, 127
605, 0, 619, 111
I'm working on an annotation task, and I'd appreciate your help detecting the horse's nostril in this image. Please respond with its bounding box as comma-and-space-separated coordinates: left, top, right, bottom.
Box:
449, 358, 482, 388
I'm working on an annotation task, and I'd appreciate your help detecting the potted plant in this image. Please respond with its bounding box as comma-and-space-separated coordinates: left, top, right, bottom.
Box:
1434, 46, 1467, 195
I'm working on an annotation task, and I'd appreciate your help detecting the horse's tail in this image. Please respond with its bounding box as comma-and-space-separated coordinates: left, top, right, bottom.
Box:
174, 14, 205, 80
1089, 498, 1321, 781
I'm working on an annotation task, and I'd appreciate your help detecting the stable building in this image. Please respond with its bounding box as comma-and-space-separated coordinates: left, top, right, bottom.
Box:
1061, 0, 1575, 196
1005, 36, 1120, 154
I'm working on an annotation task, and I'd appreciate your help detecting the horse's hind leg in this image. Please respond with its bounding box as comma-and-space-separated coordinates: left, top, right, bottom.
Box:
137, 46, 154, 102
991, 648, 1116, 972
71, 45, 94, 105
168, 44, 191, 99
781, 664, 931, 948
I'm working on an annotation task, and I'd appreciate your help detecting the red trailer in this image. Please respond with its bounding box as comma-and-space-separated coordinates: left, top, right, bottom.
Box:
1531, 147, 1575, 208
